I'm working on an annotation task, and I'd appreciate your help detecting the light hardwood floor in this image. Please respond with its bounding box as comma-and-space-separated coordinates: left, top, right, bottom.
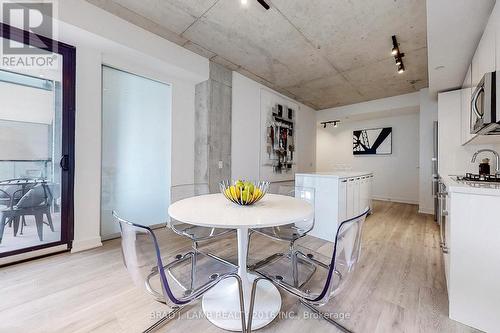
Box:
0, 201, 480, 333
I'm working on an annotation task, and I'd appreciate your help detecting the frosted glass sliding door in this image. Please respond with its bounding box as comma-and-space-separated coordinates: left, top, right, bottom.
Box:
101, 66, 171, 239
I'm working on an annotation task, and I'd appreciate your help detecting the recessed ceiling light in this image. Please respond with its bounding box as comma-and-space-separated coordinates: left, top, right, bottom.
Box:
241, 0, 248, 5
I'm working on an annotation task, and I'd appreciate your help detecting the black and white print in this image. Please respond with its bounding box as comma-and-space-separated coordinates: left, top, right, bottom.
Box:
353, 127, 392, 155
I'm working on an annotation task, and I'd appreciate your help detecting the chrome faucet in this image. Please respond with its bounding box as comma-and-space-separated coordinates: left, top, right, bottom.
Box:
471, 149, 500, 175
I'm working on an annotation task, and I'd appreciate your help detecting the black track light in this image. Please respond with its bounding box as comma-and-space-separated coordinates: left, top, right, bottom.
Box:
257, 0, 270, 10
321, 120, 341, 128
391, 35, 405, 73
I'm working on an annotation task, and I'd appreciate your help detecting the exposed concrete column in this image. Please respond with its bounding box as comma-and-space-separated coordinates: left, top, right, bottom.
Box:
195, 61, 232, 192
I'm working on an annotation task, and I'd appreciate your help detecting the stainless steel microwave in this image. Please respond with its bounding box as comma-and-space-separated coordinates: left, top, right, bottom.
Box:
471, 71, 500, 135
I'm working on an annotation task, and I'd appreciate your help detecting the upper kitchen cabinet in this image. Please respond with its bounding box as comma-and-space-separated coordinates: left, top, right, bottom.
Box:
461, 65, 474, 145
461, 4, 500, 145
471, 18, 495, 88
494, 5, 500, 71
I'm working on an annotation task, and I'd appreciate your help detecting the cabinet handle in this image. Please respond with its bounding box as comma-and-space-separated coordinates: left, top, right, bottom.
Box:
341, 180, 347, 183
472, 84, 484, 120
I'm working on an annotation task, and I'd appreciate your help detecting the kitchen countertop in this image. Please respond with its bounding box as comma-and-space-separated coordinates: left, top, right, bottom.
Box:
443, 176, 500, 196
295, 171, 373, 179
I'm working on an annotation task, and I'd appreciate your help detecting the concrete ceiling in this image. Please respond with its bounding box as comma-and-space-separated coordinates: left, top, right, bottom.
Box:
86, 0, 429, 110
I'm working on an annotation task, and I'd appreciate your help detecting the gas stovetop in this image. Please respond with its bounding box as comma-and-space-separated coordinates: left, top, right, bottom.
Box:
456, 173, 500, 183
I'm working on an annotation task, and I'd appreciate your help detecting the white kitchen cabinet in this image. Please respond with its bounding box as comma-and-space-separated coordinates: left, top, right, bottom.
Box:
352, 177, 360, 217
295, 172, 373, 242
359, 176, 370, 214
338, 178, 347, 222
471, 21, 495, 88
443, 191, 451, 290
438, 90, 462, 177
493, 4, 500, 71
459, 3, 500, 145
346, 178, 355, 219
460, 65, 474, 145
442, 177, 500, 333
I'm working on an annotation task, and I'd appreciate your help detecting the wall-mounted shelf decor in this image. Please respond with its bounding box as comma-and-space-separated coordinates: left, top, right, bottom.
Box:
260, 89, 298, 181
265, 103, 296, 173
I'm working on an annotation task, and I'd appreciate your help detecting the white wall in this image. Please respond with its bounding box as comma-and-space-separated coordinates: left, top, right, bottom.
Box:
7, 0, 210, 252
232, 72, 316, 182
317, 93, 422, 204
316, 111, 420, 204
419, 88, 438, 214
317, 92, 420, 123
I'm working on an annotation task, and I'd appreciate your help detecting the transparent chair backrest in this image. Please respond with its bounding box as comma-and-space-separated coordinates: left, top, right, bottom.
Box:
310, 208, 369, 305
276, 185, 315, 232
169, 183, 209, 228
113, 212, 189, 307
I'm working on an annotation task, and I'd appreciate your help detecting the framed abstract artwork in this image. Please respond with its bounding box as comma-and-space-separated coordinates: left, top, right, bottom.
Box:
353, 127, 392, 155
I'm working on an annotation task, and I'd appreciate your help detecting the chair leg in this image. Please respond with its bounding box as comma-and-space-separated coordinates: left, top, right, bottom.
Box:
300, 300, 353, 333
0, 216, 6, 244
45, 209, 55, 232
290, 241, 299, 287
13, 217, 20, 237
20, 215, 26, 235
190, 241, 198, 291
143, 306, 182, 333
34, 214, 44, 241
247, 277, 269, 333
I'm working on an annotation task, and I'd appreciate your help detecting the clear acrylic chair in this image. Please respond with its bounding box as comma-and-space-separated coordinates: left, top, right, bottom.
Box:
248, 186, 315, 286
247, 208, 370, 333
169, 183, 234, 249
113, 212, 247, 333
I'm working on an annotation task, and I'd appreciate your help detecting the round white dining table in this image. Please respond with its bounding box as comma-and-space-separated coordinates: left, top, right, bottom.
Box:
168, 193, 314, 331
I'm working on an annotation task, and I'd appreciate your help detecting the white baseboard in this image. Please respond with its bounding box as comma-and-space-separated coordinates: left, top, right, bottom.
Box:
418, 207, 435, 215
71, 237, 103, 253
372, 196, 419, 205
